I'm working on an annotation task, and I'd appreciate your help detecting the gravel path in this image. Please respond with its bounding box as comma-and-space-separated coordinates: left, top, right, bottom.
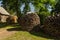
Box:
0, 28, 16, 40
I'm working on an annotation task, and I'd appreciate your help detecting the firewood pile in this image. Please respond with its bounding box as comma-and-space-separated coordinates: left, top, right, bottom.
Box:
43, 14, 60, 37
18, 13, 40, 31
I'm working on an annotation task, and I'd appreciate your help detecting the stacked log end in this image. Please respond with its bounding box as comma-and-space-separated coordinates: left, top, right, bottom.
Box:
18, 13, 40, 31
43, 14, 60, 37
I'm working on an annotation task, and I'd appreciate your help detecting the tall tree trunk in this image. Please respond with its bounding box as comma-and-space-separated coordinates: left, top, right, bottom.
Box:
16, 0, 21, 18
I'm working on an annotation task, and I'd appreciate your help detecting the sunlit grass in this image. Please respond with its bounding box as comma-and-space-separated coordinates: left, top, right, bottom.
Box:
0, 24, 58, 40
4, 31, 54, 40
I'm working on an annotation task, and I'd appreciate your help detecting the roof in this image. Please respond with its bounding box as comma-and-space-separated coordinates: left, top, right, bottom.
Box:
0, 7, 10, 15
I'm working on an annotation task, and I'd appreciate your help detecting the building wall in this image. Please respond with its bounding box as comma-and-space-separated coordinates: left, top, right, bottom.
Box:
0, 15, 9, 22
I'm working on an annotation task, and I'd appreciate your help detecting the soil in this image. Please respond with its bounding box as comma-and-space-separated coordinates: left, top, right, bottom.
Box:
0, 28, 16, 40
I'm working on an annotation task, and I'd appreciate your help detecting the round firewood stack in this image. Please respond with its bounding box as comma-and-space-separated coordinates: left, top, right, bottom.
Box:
43, 14, 60, 37
18, 13, 40, 31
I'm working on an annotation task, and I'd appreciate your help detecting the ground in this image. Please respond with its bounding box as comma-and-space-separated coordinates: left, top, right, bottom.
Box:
0, 27, 15, 40
0, 23, 59, 40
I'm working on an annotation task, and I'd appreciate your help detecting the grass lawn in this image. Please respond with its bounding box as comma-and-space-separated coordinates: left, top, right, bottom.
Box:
4, 31, 54, 40
0, 23, 59, 40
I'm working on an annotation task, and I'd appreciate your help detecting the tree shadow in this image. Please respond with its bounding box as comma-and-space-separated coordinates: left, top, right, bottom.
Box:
29, 26, 60, 40
7, 27, 23, 31
7, 25, 60, 40
7, 24, 26, 31
0, 23, 8, 28
0, 22, 20, 28
30, 30, 58, 39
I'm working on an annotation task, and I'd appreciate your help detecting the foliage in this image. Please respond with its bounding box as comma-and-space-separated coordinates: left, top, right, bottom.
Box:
0, 0, 31, 17
1, 0, 21, 17
31, 0, 56, 11
30, 0, 56, 24
51, 0, 60, 14
38, 11, 50, 25
22, 0, 31, 14
0, 0, 57, 24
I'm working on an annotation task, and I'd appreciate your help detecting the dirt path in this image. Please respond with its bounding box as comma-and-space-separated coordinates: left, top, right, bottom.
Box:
0, 28, 16, 40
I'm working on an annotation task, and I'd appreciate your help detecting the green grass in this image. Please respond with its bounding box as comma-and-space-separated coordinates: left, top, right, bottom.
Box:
0, 23, 59, 40
4, 29, 56, 40
4, 31, 54, 40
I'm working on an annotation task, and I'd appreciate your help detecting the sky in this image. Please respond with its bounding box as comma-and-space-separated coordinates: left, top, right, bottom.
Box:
0, 1, 2, 6
20, 3, 35, 12
47, 4, 52, 12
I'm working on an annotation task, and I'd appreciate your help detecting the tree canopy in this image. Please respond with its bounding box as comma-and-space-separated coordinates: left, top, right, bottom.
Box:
0, 0, 56, 13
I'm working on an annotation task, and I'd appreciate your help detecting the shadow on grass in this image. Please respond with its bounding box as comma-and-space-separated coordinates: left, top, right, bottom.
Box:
0, 23, 8, 28
7, 23, 24, 31
7, 25, 60, 40
1, 23, 58, 40
30, 29, 59, 40
29, 26, 56, 39
7, 27, 23, 31
0, 22, 20, 28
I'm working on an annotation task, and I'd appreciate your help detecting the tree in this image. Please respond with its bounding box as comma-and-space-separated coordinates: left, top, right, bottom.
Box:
1, 0, 32, 17
1, 0, 22, 17
51, 0, 60, 14
21, 0, 31, 14
30, 0, 56, 24
23, 2, 30, 14
0, 0, 56, 17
